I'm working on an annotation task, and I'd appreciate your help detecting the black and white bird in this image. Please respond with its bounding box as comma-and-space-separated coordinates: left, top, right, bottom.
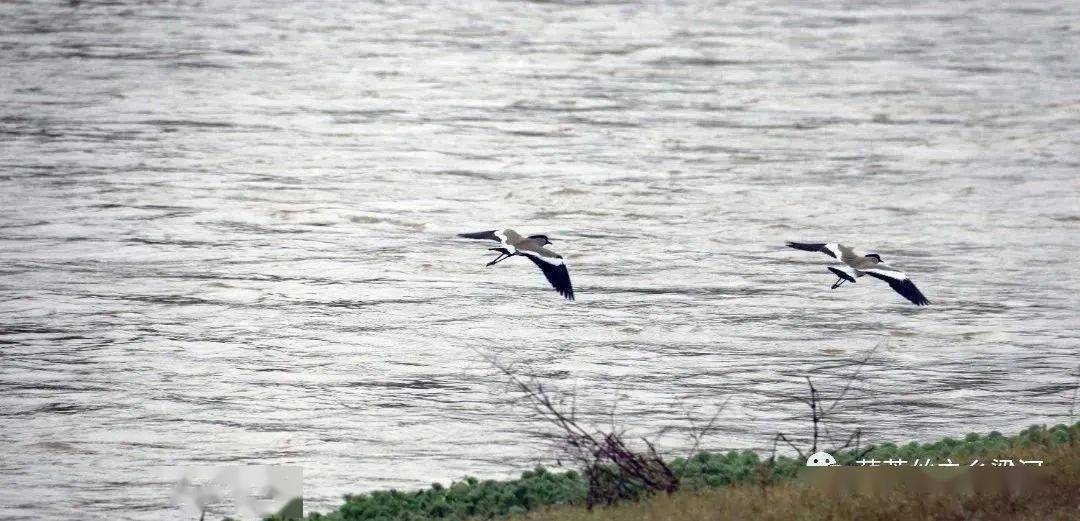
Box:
458, 229, 574, 300
786, 242, 930, 306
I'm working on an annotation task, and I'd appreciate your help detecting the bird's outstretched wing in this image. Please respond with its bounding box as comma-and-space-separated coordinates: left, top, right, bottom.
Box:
862, 267, 930, 306
520, 252, 574, 300
458, 230, 500, 242
786, 241, 839, 259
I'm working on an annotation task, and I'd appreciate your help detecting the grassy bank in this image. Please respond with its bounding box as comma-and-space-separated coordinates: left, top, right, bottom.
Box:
293, 422, 1078, 521
519, 437, 1080, 521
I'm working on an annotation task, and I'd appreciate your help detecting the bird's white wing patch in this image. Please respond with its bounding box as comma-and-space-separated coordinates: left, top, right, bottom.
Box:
823, 243, 841, 259
863, 266, 908, 281
530, 253, 564, 266
494, 229, 516, 253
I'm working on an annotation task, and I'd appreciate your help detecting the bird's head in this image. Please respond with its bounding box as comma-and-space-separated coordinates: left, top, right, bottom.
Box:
527, 234, 553, 246
865, 253, 883, 263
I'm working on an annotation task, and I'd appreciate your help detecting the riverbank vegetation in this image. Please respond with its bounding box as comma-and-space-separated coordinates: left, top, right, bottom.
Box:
294, 422, 1079, 521
518, 434, 1080, 521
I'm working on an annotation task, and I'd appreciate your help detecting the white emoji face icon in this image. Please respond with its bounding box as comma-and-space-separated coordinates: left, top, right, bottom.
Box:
806, 451, 837, 466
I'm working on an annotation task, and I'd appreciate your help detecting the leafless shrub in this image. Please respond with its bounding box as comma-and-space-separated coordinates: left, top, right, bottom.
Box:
769, 339, 884, 464
486, 355, 679, 507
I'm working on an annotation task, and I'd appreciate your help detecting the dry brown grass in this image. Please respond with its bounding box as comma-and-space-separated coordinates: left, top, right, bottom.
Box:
517, 441, 1080, 521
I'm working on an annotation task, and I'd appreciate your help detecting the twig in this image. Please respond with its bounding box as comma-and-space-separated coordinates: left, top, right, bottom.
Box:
821, 337, 884, 417
683, 397, 730, 459
806, 376, 820, 453
1069, 364, 1079, 423
771, 432, 805, 461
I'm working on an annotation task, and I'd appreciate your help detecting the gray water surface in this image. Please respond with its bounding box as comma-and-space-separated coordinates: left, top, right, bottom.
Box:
2, 1, 1079, 519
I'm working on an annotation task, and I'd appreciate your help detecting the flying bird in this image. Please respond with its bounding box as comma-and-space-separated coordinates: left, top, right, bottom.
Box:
786, 242, 930, 306
458, 229, 574, 300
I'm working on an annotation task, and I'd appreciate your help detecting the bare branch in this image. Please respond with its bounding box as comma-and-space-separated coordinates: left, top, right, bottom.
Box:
1069, 364, 1079, 423
683, 397, 731, 459
771, 432, 805, 461
822, 337, 884, 417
